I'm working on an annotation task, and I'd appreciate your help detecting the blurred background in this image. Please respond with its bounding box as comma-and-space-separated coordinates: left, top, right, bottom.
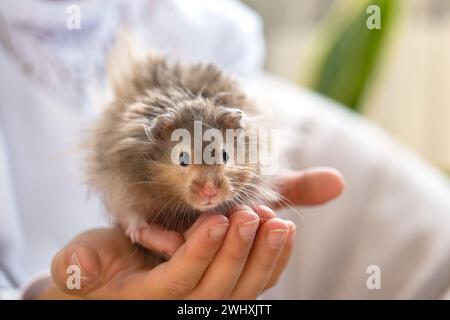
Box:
242, 0, 450, 175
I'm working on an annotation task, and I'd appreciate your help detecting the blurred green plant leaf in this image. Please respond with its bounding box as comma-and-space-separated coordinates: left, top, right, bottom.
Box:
310, 0, 397, 111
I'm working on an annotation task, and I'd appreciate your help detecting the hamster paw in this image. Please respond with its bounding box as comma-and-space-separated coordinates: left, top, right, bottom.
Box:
125, 219, 148, 244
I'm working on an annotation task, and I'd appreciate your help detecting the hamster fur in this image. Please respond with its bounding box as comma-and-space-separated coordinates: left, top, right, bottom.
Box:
86, 51, 280, 243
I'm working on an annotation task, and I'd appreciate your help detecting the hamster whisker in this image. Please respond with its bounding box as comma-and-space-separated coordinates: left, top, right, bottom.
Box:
241, 182, 303, 220
147, 196, 178, 228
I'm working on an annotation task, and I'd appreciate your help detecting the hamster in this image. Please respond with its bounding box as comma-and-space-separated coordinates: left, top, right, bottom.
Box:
86, 52, 281, 244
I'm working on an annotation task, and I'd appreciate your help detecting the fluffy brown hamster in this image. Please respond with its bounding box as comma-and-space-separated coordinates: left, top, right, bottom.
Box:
87, 51, 280, 244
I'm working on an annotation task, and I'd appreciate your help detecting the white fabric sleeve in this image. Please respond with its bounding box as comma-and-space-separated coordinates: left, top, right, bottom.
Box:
0, 117, 53, 300
131, 0, 265, 76
20, 271, 52, 300
0, 124, 27, 294
441, 287, 450, 300
249, 74, 450, 299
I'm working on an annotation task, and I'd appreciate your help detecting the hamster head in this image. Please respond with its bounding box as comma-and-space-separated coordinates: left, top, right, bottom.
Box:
98, 94, 263, 216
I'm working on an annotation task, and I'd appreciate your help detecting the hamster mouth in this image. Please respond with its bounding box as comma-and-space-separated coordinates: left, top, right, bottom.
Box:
188, 194, 235, 214
195, 203, 221, 211
189, 196, 225, 212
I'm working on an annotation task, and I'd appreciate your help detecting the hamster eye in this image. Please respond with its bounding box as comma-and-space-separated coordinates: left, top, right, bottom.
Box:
179, 151, 190, 167
222, 149, 229, 164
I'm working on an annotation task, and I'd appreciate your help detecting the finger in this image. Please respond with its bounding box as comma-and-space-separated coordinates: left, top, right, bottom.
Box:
228, 204, 273, 227
145, 214, 229, 299
51, 244, 100, 295
189, 209, 260, 299
274, 167, 344, 208
253, 205, 276, 222
51, 228, 129, 296
139, 224, 185, 257
231, 217, 289, 299
183, 213, 212, 239
264, 220, 296, 290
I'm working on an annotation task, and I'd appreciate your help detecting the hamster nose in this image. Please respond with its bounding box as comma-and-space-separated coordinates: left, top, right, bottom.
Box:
199, 184, 218, 199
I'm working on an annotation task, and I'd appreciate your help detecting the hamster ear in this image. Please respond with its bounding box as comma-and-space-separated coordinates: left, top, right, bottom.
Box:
150, 114, 176, 140
217, 107, 245, 129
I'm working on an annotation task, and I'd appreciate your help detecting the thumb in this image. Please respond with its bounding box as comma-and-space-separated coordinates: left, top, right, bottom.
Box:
274, 167, 345, 207
51, 244, 102, 296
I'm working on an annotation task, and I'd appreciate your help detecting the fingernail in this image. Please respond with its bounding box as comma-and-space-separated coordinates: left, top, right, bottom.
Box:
209, 223, 229, 240
287, 221, 297, 232
69, 252, 94, 286
237, 205, 253, 211
288, 223, 297, 242
70, 252, 88, 275
238, 219, 259, 241
266, 229, 288, 249
69, 250, 98, 280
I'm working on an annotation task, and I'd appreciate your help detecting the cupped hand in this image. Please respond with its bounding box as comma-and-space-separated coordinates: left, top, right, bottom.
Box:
46, 166, 343, 299
49, 207, 295, 299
